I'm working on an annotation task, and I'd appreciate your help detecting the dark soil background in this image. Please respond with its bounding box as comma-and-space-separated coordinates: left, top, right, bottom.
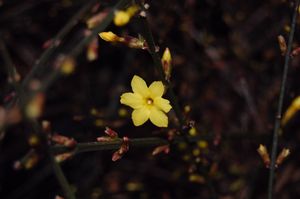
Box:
1, 0, 300, 198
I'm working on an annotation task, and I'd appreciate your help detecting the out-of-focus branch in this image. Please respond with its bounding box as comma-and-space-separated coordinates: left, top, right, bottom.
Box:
21, 0, 98, 88
268, 1, 300, 199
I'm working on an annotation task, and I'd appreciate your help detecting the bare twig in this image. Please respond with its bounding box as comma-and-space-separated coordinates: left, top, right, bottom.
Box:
21, 0, 98, 88
268, 1, 300, 199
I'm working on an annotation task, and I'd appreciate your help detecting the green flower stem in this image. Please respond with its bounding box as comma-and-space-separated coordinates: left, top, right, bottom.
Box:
268, 1, 300, 199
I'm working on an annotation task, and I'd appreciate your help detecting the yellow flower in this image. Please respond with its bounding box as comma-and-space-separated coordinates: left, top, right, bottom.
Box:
120, 75, 172, 127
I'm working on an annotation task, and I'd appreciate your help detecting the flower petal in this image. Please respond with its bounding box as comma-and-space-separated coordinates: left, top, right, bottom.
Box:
131, 75, 150, 97
120, 92, 143, 109
149, 81, 164, 98
149, 107, 168, 127
132, 107, 150, 126
154, 97, 172, 113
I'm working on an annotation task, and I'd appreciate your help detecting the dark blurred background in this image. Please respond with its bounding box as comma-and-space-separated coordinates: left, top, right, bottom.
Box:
1, 0, 300, 198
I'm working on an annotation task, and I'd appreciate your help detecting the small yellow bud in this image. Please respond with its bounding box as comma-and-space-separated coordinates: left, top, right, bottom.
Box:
188, 127, 197, 136
192, 148, 201, 156
257, 144, 270, 167
55, 152, 73, 163
197, 141, 208, 149
284, 25, 291, 33
126, 5, 139, 17
61, 57, 75, 75
278, 35, 287, 55
99, 31, 123, 42
90, 108, 98, 116
161, 48, 172, 81
87, 38, 98, 61
184, 105, 191, 113
276, 148, 290, 166
118, 108, 127, 117
114, 10, 130, 26
24, 152, 39, 170
162, 48, 171, 63
26, 93, 45, 119
282, 96, 300, 125
113, 5, 139, 27
126, 182, 143, 192
28, 135, 39, 146
189, 174, 205, 183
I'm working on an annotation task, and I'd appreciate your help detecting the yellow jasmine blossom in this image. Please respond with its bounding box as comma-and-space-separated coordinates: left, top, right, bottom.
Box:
120, 75, 172, 127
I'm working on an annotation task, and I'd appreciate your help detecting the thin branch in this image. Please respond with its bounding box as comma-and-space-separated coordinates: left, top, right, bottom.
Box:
52, 136, 207, 154
21, 0, 97, 88
0, 37, 76, 199
10, 1, 132, 198
51, 132, 267, 155
267, 1, 300, 199
29, 0, 131, 94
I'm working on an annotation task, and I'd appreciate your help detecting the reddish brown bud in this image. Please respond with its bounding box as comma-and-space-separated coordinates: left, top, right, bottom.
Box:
55, 152, 73, 163
112, 136, 129, 161
257, 144, 270, 168
152, 145, 170, 155
276, 148, 290, 167
278, 35, 287, 55
291, 47, 300, 57
51, 133, 77, 148
104, 127, 118, 138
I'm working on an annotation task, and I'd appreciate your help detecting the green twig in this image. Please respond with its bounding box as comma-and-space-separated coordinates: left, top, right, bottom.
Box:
267, 1, 300, 199
52, 135, 213, 154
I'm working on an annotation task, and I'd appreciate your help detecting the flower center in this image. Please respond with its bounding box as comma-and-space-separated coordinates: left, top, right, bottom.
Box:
146, 98, 153, 105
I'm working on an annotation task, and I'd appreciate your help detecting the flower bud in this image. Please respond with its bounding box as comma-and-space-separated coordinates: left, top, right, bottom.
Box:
26, 93, 45, 119
277, 35, 287, 55
99, 31, 123, 42
276, 148, 290, 167
282, 96, 300, 125
257, 144, 270, 167
161, 48, 172, 81
152, 145, 170, 155
114, 11, 130, 26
